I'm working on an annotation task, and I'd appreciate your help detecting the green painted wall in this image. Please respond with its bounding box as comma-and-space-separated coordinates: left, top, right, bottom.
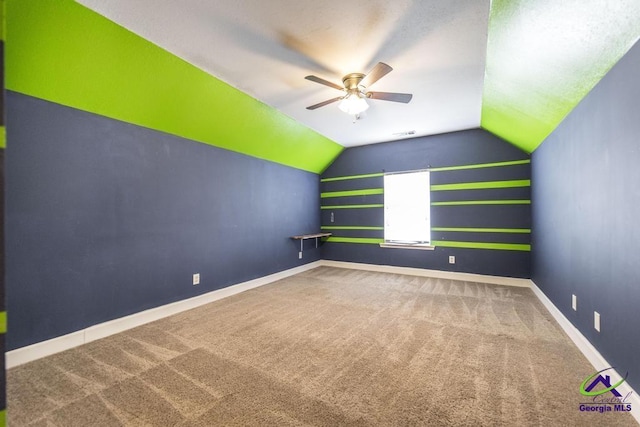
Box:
482, 0, 640, 153
6, 0, 342, 173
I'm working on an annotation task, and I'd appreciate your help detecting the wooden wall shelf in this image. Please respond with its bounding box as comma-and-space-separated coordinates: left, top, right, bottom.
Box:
291, 232, 332, 252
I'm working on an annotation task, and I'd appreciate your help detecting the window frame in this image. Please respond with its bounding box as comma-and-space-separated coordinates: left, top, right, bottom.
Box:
381, 169, 434, 250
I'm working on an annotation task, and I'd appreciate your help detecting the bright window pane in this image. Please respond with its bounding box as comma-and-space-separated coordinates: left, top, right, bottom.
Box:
384, 171, 430, 243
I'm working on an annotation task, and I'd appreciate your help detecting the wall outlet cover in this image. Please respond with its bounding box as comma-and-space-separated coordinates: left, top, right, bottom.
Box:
193, 273, 200, 285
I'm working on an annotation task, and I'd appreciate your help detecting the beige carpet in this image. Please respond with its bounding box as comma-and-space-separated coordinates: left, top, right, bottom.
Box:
7, 266, 637, 426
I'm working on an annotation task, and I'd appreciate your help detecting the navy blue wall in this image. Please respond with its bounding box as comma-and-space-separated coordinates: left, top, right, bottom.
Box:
321, 129, 531, 278
532, 40, 640, 391
6, 92, 320, 350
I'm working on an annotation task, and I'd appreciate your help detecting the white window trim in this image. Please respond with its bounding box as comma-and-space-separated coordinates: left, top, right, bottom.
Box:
383, 169, 431, 247
379, 242, 435, 250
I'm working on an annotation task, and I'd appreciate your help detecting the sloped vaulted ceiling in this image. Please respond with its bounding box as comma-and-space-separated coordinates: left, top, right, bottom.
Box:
76, 0, 493, 149
6, 0, 343, 174
6, 0, 640, 171
76, 0, 640, 155
483, 0, 640, 153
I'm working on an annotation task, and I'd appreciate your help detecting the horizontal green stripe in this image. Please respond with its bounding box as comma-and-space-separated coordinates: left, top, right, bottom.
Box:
321, 204, 383, 210
321, 226, 384, 230
320, 159, 531, 182
321, 188, 383, 198
0, 126, 5, 149
0, 311, 6, 334
432, 200, 531, 206
323, 200, 530, 208
326, 237, 530, 251
1, 0, 4, 41
327, 237, 384, 244
320, 160, 530, 182
431, 180, 530, 191
8, 0, 342, 173
321, 226, 530, 233
0, 409, 5, 427
432, 241, 531, 251
321, 172, 384, 182
430, 159, 530, 172
432, 227, 531, 233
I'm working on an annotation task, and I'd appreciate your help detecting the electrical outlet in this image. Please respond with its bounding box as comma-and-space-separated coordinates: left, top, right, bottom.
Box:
330, 212, 335, 223
192, 273, 200, 286
572, 294, 577, 311
449, 256, 455, 264
298, 251, 303, 259
594, 311, 600, 332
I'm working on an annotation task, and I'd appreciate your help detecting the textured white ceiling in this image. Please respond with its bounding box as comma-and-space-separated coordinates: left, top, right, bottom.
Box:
78, 0, 491, 147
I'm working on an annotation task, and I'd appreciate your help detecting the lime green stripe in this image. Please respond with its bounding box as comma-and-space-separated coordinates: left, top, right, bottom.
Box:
327, 237, 384, 244
323, 200, 530, 208
321, 188, 383, 198
0, 311, 6, 334
6, 0, 342, 173
431, 180, 530, 191
321, 204, 383, 210
430, 159, 530, 172
321, 172, 384, 182
0, 126, 5, 149
321, 160, 529, 181
432, 241, 531, 251
326, 237, 530, 251
1, 0, 5, 42
0, 409, 5, 427
323, 226, 530, 233
432, 227, 531, 233
432, 200, 530, 206
321, 226, 384, 230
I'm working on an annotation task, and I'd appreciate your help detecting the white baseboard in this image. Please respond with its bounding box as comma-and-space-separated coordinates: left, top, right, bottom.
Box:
530, 280, 640, 424
5, 261, 322, 369
319, 260, 532, 288
5, 260, 527, 369
7, 260, 638, 425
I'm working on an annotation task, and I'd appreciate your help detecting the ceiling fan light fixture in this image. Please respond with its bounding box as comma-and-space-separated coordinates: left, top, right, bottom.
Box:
306, 63, 410, 113
338, 91, 369, 115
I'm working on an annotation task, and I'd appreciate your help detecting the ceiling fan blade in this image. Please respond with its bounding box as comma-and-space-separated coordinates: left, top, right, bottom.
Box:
360, 62, 393, 88
305, 75, 344, 91
306, 96, 343, 110
367, 92, 413, 103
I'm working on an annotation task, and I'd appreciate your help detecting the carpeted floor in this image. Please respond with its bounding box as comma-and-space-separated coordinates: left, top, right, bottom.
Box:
7, 266, 637, 426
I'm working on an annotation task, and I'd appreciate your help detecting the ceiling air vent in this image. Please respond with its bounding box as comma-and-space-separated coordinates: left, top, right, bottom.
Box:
392, 130, 416, 137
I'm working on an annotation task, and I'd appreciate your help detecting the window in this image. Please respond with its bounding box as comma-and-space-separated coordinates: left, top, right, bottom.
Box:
383, 170, 431, 245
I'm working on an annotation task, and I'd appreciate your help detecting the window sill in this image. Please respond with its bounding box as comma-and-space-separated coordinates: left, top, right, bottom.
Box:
379, 242, 435, 251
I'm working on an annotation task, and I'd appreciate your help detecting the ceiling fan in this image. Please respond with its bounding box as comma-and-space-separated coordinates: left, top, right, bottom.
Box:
305, 62, 413, 116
